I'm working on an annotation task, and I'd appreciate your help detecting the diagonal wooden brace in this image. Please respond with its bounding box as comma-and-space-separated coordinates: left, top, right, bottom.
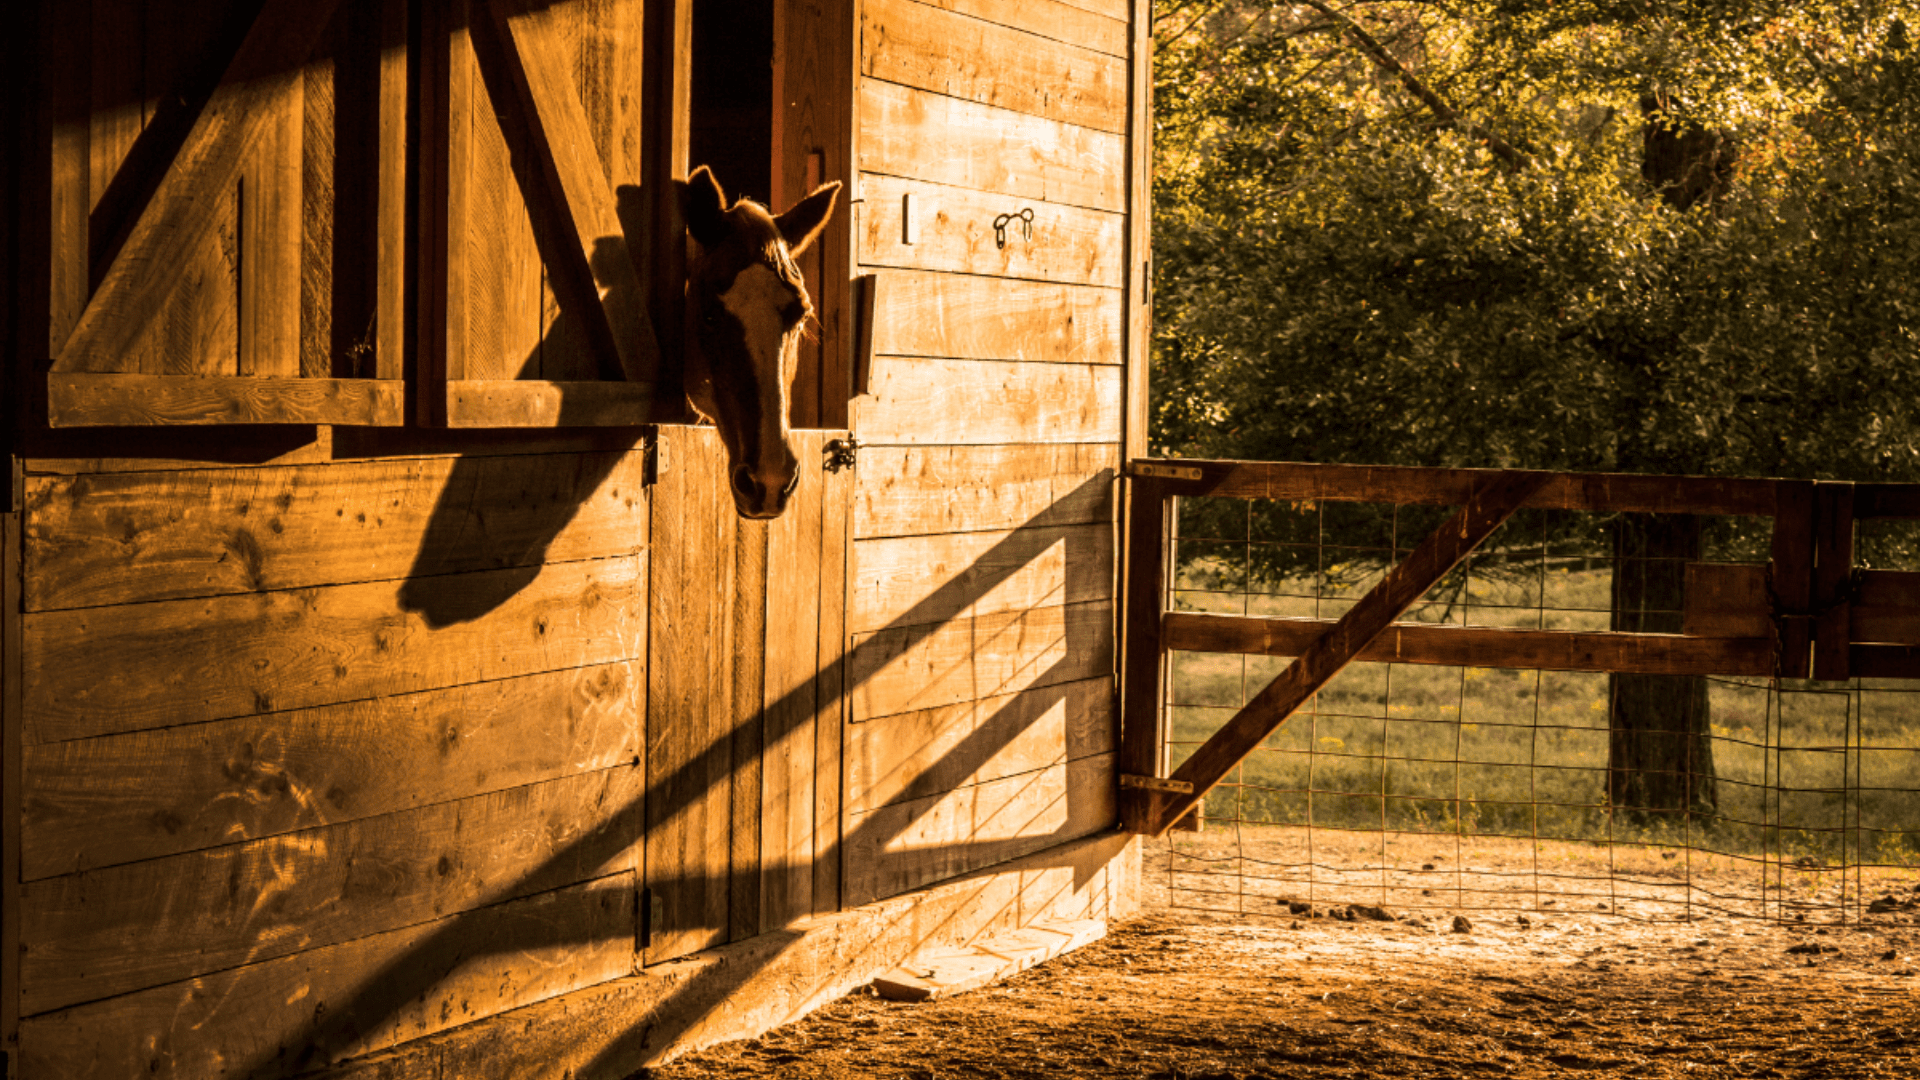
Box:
1141, 469, 1553, 837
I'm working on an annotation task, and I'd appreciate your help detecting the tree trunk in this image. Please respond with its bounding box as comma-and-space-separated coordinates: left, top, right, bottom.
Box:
1608, 512, 1717, 823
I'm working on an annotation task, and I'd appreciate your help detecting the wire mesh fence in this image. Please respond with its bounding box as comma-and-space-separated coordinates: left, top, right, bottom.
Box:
1155, 494, 1920, 925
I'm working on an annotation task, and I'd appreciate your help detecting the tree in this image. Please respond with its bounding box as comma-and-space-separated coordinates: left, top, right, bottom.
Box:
1151, 1, 1920, 821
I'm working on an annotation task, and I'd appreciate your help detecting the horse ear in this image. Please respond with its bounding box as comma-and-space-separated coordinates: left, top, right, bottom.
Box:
679, 165, 729, 248
775, 181, 841, 256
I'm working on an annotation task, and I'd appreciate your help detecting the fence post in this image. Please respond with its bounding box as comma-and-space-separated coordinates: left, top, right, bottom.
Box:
1812, 481, 1856, 682
1771, 481, 1816, 679
1119, 471, 1169, 833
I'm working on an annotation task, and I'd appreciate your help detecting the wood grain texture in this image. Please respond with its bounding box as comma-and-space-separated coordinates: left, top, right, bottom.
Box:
458, 8, 544, 382
1121, 0, 1151, 461
913, 0, 1127, 55
55, 0, 344, 374
815, 434, 853, 915
24, 555, 645, 743
238, 72, 302, 376
447, 379, 655, 427
1813, 482, 1855, 681
852, 523, 1113, 633
47, 373, 404, 427
850, 600, 1115, 722
867, 270, 1121, 365
856, 356, 1124, 446
19, 763, 643, 1017
1854, 570, 1920, 645
1771, 480, 1815, 678
1682, 563, 1770, 639
855, 443, 1118, 539
858, 175, 1124, 287
24, 449, 647, 611
19, 874, 636, 1080
859, 81, 1123, 211
1118, 474, 1167, 832
21, 662, 640, 880
862, 0, 1126, 133
845, 752, 1116, 906
847, 676, 1113, 814
728, 514, 769, 944
1163, 613, 1775, 678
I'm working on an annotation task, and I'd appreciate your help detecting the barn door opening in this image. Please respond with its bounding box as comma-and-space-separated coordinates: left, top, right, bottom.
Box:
643, 425, 852, 963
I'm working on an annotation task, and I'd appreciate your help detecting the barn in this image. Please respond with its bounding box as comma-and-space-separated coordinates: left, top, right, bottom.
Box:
0, 0, 1151, 1075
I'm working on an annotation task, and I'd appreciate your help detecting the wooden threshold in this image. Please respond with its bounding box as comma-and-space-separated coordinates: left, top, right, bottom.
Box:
446, 380, 655, 428
48, 373, 404, 427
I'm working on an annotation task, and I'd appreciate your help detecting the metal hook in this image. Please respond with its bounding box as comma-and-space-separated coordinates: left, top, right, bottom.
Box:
992, 208, 1035, 249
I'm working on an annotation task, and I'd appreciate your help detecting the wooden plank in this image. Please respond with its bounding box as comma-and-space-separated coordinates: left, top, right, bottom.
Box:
25, 448, 647, 611
21, 662, 640, 880
1813, 482, 1855, 681
375, 0, 408, 379
852, 523, 1113, 633
867, 270, 1121, 365
1854, 644, 1920, 679
1855, 484, 1920, 519
47, 373, 404, 426
1772, 480, 1816, 678
54, 0, 344, 373
762, 432, 827, 929
850, 600, 1115, 722
856, 357, 1124, 446
845, 752, 1116, 906
1126, 458, 1782, 517
908, 0, 1127, 56
24, 555, 644, 743
862, 0, 1126, 133
18, 764, 643, 1017
301, 13, 340, 377
645, 425, 736, 962
1853, 570, 1920, 645
847, 676, 1112, 814
2, 513, 23, 1057
729, 515, 769, 944
446, 379, 655, 427
815, 433, 853, 916
639, 0, 691, 418
1054, 0, 1131, 21
859, 81, 1123, 212
460, 9, 542, 383
19, 873, 635, 1080
416, 0, 455, 423
1121, 0, 1151, 462
858, 175, 1124, 287
1149, 470, 1553, 835
1165, 613, 1777, 677
872, 918, 1106, 1002
1682, 563, 1770, 638
238, 72, 302, 376
47, 0, 89, 354
855, 443, 1118, 539
1118, 475, 1166, 832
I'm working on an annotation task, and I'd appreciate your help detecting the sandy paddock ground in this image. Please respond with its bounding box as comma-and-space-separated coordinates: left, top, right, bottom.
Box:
643, 833, 1920, 1080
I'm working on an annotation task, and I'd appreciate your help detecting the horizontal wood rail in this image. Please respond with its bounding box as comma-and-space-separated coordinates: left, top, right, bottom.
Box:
48, 374, 404, 427
1117, 458, 1920, 839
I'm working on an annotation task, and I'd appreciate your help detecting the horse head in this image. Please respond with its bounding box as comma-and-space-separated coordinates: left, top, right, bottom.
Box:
678, 165, 840, 520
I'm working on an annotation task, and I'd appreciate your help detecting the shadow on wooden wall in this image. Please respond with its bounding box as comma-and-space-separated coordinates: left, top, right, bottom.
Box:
249, 472, 1116, 1078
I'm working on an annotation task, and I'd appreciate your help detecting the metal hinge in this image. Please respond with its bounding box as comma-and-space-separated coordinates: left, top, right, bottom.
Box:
1119, 774, 1194, 794
1129, 461, 1203, 481
825, 436, 861, 473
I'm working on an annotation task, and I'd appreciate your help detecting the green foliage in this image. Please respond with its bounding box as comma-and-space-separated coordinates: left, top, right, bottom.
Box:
1152, 2, 1920, 506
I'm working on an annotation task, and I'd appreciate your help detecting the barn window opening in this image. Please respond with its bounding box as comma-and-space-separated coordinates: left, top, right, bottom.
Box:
689, 0, 775, 207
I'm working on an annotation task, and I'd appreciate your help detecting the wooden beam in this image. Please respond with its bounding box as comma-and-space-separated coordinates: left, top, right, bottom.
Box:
467, 0, 659, 388
1143, 470, 1552, 836
414, 0, 455, 426
51, 0, 344, 373
1853, 570, 1920, 646
1854, 644, 1920, 679
47, 373, 403, 427
1771, 480, 1815, 678
1163, 612, 1776, 678
446, 380, 654, 427
1856, 483, 1920, 519
640, 0, 691, 421
1118, 476, 1167, 832
1124, 458, 1779, 517
1681, 562, 1770, 638
1812, 482, 1855, 681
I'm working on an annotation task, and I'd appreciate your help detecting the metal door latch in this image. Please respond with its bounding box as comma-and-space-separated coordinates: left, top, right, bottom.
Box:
825, 437, 861, 473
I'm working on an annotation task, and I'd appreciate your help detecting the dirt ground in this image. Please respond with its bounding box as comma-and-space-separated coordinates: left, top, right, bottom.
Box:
644, 874, 1920, 1079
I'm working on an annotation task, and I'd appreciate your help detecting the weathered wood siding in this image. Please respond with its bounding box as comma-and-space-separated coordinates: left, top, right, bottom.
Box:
845, 0, 1134, 904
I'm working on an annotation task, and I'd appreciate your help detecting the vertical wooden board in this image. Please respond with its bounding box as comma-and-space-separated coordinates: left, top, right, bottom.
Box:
852, 523, 1114, 633
761, 432, 827, 929
441, 5, 474, 384
24, 555, 645, 742
859, 81, 1124, 212
1118, 474, 1167, 831
1121, 0, 1151, 462
861, 0, 1126, 133
857, 175, 1124, 287
1771, 480, 1815, 678
728, 515, 769, 943
131, 193, 240, 376
867, 270, 1121, 365
47, 0, 93, 353
816, 434, 853, 915
844, 752, 1117, 906
239, 71, 303, 376
87, 0, 145, 220
855, 356, 1124, 445
1813, 482, 1856, 681
374, 0, 408, 379
855, 443, 1118, 539
465, 29, 545, 381
646, 426, 736, 962
849, 600, 1116, 722
846, 676, 1113, 814
300, 28, 338, 378
19, 874, 636, 1080
18, 764, 646, 1017
3, 514, 23, 1057
21, 661, 642, 880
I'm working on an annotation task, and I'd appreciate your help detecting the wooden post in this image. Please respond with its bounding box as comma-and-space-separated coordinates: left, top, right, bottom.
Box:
1770, 480, 1815, 679
1118, 475, 1168, 833
1813, 481, 1855, 682
412, 0, 454, 426
640, 0, 690, 422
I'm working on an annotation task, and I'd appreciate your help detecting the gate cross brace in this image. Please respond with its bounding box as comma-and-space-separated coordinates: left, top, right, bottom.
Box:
1137, 469, 1553, 837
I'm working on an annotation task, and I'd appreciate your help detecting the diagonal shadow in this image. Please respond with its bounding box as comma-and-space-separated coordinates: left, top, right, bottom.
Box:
245, 468, 1119, 1078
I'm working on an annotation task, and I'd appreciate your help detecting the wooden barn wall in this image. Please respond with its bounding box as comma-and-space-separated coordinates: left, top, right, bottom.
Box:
844, 0, 1135, 906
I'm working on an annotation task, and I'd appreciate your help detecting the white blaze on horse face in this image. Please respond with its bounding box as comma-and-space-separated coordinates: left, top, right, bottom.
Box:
718, 262, 802, 496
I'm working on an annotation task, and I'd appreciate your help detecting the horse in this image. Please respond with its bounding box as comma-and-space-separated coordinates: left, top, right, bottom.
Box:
678, 165, 841, 519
